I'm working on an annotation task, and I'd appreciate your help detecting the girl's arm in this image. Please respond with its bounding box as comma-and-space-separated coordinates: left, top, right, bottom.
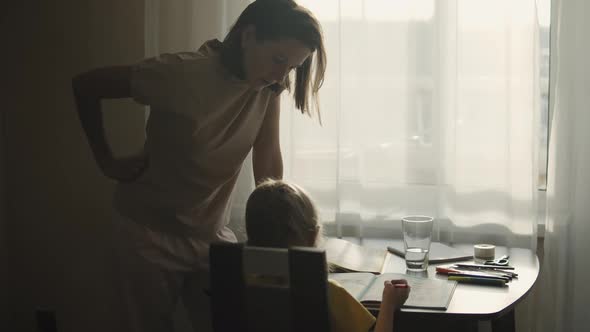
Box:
72, 66, 147, 182
374, 280, 410, 332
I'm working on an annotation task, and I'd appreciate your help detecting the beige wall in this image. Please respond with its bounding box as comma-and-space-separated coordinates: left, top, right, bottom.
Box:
0, 113, 7, 326
3, 1, 145, 331
1, 3, 14, 328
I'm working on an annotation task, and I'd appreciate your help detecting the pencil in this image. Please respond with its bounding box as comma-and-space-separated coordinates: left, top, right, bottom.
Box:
448, 275, 507, 286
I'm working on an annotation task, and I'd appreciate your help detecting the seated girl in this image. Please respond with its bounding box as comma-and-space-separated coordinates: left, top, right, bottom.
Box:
245, 179, 411, 332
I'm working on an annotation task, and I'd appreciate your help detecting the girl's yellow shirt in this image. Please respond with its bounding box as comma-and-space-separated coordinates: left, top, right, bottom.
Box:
328, 279, 376, 332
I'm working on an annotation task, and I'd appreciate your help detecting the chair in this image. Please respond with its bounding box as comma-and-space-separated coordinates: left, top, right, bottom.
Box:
209, 242, 331, 332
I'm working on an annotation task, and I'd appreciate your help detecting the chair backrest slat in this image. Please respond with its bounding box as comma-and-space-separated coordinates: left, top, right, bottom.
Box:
290, 247, 331, 332
210, 242, 331, 332
243, 246, 290, 276
210, 242, 247, 332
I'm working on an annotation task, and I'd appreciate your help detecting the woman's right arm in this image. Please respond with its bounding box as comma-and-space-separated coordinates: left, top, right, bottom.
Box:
72, 66, 147, 181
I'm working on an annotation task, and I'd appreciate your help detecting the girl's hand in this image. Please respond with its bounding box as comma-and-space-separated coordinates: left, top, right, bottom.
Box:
382, 279, 410, 310
98, 151, 148, 182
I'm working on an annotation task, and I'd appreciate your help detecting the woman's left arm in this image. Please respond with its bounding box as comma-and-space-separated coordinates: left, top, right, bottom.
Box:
252, 96, 283, 184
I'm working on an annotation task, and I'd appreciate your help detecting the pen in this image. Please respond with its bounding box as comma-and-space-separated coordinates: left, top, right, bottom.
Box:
437, 266, 515, 279
453, 265, 518, 278
448, 276, 507, 286
447, 272, 510, 282
436, 267, 461, 274
446, 267, 516, 279
437, 266, 511, 281
456, 267, 518, 279
454, 263, 515, 270
387, 246, 405, 256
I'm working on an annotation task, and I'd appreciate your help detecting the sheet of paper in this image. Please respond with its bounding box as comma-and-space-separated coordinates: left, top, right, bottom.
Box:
361, 273, 457, 310
328, 272, 376, 299
323, 238, 386, 273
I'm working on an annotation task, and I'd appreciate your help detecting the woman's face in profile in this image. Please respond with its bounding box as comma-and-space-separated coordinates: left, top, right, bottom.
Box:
241, 27, 312, 90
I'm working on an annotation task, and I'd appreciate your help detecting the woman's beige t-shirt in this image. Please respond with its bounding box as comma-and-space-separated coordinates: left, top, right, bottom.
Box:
113, 39, 281, 271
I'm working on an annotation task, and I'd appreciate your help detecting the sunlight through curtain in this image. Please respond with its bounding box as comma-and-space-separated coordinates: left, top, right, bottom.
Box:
279, 0, 540, 248
147, 0, 540, 249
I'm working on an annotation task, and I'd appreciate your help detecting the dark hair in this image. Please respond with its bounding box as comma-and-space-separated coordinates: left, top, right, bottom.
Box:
221, 0, 326, 120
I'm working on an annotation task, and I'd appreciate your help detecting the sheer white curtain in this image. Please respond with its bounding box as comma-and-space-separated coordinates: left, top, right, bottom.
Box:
280, 0, 539, 248
535, 0, 590, 330
147, 0, 540, 248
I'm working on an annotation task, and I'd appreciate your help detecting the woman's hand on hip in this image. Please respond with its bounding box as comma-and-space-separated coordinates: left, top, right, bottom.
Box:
98, 151, 149, 182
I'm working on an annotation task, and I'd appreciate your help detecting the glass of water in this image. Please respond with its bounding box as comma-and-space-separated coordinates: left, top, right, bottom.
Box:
402, 215, 434, 271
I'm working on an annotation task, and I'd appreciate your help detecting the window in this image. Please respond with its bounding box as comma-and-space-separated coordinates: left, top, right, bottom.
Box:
279, 1, 544, 243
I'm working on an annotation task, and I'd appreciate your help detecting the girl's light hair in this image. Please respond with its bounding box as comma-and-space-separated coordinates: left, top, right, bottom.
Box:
246, 179, 320, 248
221, 0, 326, 122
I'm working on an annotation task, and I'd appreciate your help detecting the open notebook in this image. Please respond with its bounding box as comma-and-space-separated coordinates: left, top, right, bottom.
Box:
330, 272, 457, 310
322, 238, 387, 274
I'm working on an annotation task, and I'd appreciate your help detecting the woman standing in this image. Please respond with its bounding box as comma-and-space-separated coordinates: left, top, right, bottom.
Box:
72, 1, 326, 331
